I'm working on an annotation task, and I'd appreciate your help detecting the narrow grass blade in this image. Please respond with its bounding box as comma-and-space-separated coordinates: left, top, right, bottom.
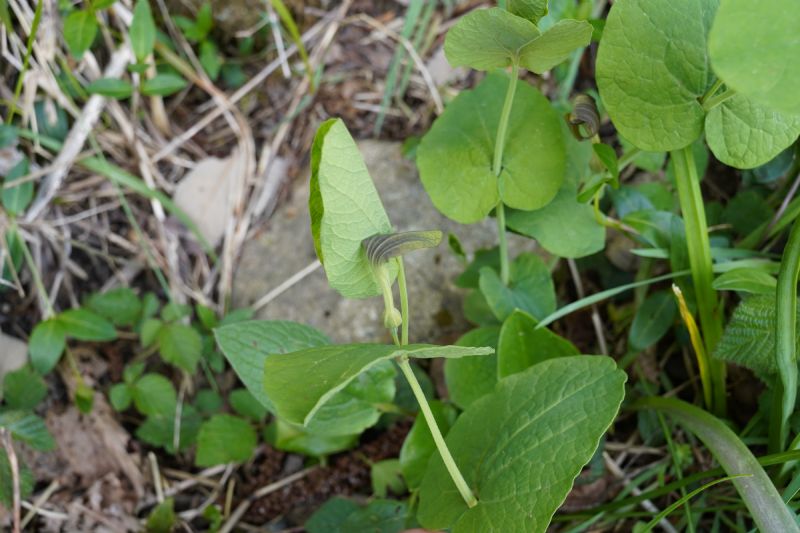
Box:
672, 284, 713, 410
268, 0, 314, 91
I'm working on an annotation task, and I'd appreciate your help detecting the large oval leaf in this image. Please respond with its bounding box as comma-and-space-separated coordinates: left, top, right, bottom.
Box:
310, 118, 393, 298
708, 0, 800, 115
417, 72, 565, 223
705, 94, 800, 169
263, 343, 493, 427
596, 0, 718, 151
417, 356, 626, 532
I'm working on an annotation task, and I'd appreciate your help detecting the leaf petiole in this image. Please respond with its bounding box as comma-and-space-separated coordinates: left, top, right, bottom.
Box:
493, 63, 520, 285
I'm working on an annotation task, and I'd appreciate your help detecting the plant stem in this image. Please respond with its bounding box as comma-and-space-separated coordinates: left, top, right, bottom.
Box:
390, 258, 477, 509
670, 147, 726, 415
12, 222, 55, 318
397, 258, 409, 346
492, 63, 519, 286
397, 355, 478, 508
699, 78, 724, 105
769, 219, 800, 453
701, 88, 736, 112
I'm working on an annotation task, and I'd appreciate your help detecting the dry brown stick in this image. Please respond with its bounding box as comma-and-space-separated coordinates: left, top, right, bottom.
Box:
0, 428, 21, 533
567, 258, 609, 355
24, 45, 132, 221
20, 481, 60, 529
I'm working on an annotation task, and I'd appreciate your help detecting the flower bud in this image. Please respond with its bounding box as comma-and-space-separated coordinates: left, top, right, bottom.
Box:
383, 307, 403, 329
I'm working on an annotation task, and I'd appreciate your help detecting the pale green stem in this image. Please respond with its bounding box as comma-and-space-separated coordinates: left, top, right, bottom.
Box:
492, 63, 519, 285
702, 88, 736, 112
671, 147, 726, 415
389, 258, 477, 509
12, 221, 54, 318
699, 78, 724, 105
397, 258, 409, 346
397, 356, 478, 508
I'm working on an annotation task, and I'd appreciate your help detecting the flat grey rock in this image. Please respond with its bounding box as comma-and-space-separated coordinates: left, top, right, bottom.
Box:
233, 141, 543, 343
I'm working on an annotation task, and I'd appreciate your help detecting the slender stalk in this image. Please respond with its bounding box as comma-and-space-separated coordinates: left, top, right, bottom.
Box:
397, 356, 478, 508
492, 63, 520, 286
8, 0, 42, 124
702, 88, 736, 112
12, 222, 54, 317
768, 219, 800, 453
397, 258, 409, 346
699, 78, 724, 105
390, 258, 477, 508
671, 147, 726, 415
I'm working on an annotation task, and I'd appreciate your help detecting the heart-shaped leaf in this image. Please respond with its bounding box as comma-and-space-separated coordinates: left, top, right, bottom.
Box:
507, 0, 548, 24
596, 0, 717, 151
708, 0, 800, 115
263, 344, 493, 427
497, 310, 578, 378
704, 94, 800, 169
310, 118, 394, 298
418, 356, 626, 532
518, 19, 593, 74
399, 400, 458, 490
444, 327, 500, 410
418, 72, 565, 223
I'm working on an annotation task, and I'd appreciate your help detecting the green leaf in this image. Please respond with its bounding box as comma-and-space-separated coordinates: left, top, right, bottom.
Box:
109, 383, 133, 411
0, 0, 12, 32
187, 2, 213, 41
0, 124, 18, 148
714, 292, 800, 379
63, 9, 98, 59
195, 304, 217, 330
130, 0, 156, 62
28, 318, 66, 374
444, 8, 590, 73
592, 143, 619, 184
136, 405, 201, 453
2, 157, 32, 215
399, 400, 458, 489
307, 498, 410, 533
74, 382, 94, 413
708, 0, 800, 115
418, 356, 626, 532
264, 344, 493, 427
266, 418, 358, 457
705, 94, 800, 169
140, 318, 163, 347
518, 19, 593, 74
444, 8, 539, 70
310, 118, 394, 298
56, 308, 117, 341
508, 0, 548, 24
371, 459, 405, 498
158, 323, 202, 373
92, 0, 118, 9
497, 310, 578, 378
194, 389, 222, 416
0, 410, 55, 450
506, 184, 605, 258
85, 287, 142, 326
229, 388, 267, 421
3, 366, 48, 410
215, 320, 330, 412
85, 77, 133, 99
161, 302, 191, 322
418, 72, 565, 223
199, 40, 222, 80
306, 497, 361, 533
596, 0, 717, 151
123, 362, 146, 383
445, 327, 500, 409
479, 252, 556, 321
141, 74, 188, 96
637, 396, 800, 532
133, 373, 176, 415
146, 498, 176, 533
629, 290, 677, 351
0, 449, 34, 508
713, 268, 777, 295
195, 414, 257, 466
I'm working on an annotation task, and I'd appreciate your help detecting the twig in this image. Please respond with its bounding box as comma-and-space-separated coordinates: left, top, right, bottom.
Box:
149, 452, 164, 503
252, 259, 321, 311
218, 468, 315, 533
24, 45, 132, 221
1, 428, 21, 533
267, 1, 291, 78
567, 258, 608, 355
